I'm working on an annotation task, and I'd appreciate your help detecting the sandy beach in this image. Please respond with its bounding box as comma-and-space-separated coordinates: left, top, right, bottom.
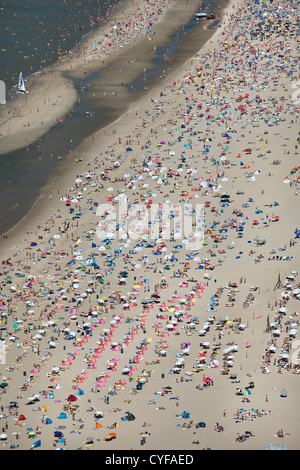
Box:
0, 0, 299, 452
0, 0, 204, 155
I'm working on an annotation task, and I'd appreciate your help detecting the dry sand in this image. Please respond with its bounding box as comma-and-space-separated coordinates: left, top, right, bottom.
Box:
0, 0, 299, 452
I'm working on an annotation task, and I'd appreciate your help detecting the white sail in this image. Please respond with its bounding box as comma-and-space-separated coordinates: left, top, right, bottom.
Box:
18, 72, 27, 93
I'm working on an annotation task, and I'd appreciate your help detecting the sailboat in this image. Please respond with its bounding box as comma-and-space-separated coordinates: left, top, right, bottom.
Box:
18, 72, 28, 93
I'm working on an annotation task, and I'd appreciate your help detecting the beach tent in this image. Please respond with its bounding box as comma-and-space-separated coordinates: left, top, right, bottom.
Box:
265, 444, 287, 450
124, 412, 136, 421
32, 440, 41, 449
9, 401, 18, 409
58, 412, 67, 419
280, 389, 287, 398
67, 394, 77, 402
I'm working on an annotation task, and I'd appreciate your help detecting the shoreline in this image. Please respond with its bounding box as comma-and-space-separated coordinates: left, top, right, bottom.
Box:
0, 0, 204, 155
0, 0, 299, 451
